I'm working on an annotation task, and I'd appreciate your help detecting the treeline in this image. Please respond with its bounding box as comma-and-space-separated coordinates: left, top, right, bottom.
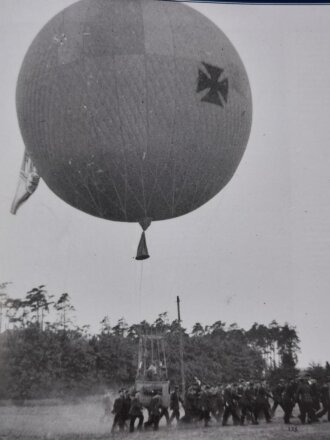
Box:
0, 284, 301, 400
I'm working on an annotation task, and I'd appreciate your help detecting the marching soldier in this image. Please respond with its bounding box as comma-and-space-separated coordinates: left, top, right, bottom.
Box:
111, 389, 126, 432
214, 384, 224, 422
199, 385, 212, 427
254, 381, 272, 424
169, 386, 184, 424
180, 385, 200, 423
296, 377, 317, 424
239, 382, 257, 425
122, 389, 132, 428
144, 390, 162, 431
129, 391, 144, 432
282, 379, 297, 424
310, 378, 321, 414
159, 404, 170, 426
271, 379, 285, 415
222, 384, 240, 426
315, 379, 330, 421
207, 385, 222, 422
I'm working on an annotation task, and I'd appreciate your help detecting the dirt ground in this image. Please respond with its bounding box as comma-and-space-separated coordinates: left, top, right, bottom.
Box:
0, 397, 329, 440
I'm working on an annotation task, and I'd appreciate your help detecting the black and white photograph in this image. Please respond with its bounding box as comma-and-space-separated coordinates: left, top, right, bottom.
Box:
0, 0, 330, 438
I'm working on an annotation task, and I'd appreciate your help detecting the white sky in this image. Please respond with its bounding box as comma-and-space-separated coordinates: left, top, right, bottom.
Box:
1, 0, 330, 368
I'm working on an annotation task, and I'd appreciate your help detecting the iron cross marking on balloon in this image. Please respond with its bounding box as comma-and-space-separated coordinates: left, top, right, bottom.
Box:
197, 62, 229, 107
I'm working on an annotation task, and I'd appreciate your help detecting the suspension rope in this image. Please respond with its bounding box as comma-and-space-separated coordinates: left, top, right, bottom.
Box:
157, 339, 160, 366
143, 337, 147, 374
138, 261, 144, 323
162, 339, 167, 376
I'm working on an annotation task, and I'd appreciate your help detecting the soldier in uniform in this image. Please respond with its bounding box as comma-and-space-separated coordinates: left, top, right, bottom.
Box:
122, 389, 132, 428
222, 384, 240, 426
144, 390, 162, 431
296, 377, 317, 424
254, 382, 272, 424
181, 384, 201, 423
129, 391, 144, 432
310, 378, 321, 414
159, 404, 170, 426
214, 384, 224, 422
111, 389, 126, 432
199, 385, 212, 427
282, 379, 297, 424
169, 386, 183, 424
315, 378, 330, 421
239, 382, 257, 425
271, 379, 285, 415
207, 385, 222, 423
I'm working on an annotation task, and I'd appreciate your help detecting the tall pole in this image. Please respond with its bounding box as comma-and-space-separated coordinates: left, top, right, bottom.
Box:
177, 296, 185, 396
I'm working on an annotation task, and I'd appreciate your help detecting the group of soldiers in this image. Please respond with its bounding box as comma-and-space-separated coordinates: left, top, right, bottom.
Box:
106, 375, 330, 433
182, 375, 330, 427
107, 386, 182, 433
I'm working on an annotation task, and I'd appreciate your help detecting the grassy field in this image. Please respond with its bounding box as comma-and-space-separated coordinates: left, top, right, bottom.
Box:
0, 398, 329, 440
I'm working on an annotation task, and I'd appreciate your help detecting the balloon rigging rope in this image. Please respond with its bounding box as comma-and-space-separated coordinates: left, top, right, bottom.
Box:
138, 261, 144, 324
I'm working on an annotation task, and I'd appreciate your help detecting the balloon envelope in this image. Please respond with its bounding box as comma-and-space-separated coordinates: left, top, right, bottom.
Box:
16, 0, 252, 224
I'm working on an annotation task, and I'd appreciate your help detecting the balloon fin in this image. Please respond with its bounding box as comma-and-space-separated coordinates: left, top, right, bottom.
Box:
10, 150, 40, 215
136, 231, 150, 261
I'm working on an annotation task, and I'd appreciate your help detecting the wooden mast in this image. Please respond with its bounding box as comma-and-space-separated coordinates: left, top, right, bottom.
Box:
177, 296, 185, 396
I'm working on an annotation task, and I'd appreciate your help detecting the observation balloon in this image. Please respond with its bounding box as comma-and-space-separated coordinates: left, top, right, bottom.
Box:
15, 0, 252, 258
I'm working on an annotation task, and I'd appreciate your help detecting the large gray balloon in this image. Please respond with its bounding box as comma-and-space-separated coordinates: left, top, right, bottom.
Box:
16, 0, 252, 225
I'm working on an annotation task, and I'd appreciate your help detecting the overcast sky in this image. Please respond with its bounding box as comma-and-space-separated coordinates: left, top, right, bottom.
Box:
1, 0, 330, 368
